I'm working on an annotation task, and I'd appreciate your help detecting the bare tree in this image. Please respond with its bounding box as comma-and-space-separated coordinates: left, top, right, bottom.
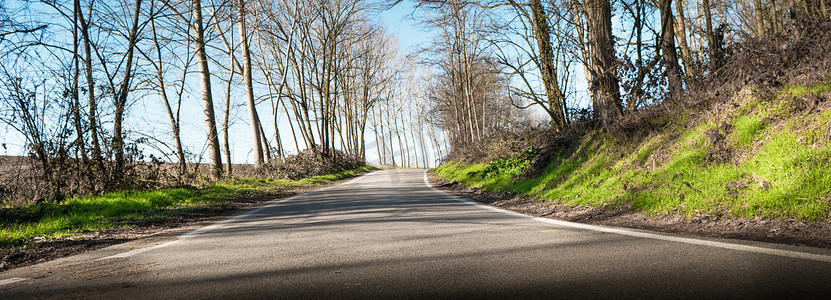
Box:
191, 0, 223, 178
112, 0, 144, 182
139, 0, 192, 177
237, 0, 265, 166
659, 0, 682, 100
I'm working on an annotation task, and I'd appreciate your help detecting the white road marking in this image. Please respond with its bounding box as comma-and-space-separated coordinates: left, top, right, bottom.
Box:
96, 196, 298, 261
0, 277, 28, 286
96, 171, 377, 261
422, 170, 831, 263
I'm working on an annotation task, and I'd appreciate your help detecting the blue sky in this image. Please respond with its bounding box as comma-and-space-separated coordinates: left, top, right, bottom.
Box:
381, 1, 430, 53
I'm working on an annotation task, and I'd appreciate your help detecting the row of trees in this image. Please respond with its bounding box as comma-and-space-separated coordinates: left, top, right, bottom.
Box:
410, 0, 830, 149
0, 0, 442, 203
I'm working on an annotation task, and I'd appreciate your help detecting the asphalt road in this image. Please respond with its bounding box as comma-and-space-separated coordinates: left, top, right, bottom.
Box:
2, 169, 831, 299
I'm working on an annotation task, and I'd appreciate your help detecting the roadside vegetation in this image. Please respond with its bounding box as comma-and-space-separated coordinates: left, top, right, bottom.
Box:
437, 79, 831, 222
0, 165, 377, 246
435, 18, 831, 224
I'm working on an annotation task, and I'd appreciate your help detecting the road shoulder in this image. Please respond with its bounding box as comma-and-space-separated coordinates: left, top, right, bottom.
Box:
426, 169, 831, 250
1, 171, 377, 273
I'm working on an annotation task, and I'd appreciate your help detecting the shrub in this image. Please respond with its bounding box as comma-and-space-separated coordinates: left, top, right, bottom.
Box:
263, 149, 366, 180
477, 146, 539, 179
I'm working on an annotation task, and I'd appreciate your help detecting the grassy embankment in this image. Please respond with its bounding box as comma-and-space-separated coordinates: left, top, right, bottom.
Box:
436, 82, 831, 221
0, 166, 378, 245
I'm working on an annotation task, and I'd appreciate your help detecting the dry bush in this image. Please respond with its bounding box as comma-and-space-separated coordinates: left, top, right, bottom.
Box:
444, 125, 549, 164
259, 149, 366, 180
698, 21, 831, 102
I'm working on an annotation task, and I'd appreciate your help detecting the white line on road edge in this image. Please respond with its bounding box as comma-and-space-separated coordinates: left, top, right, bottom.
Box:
0, 277, 28, 286
422, 170, 831, 263
95, 171, 377, 261
95, 195, 295, 261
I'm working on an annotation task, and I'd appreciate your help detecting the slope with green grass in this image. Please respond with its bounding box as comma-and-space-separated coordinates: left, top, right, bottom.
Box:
0, 166, 378, 245
436, 81, 831, 222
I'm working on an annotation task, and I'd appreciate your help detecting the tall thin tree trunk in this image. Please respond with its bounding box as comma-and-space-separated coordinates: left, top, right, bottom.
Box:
282, 98, 299, 154
257, 119, 271, 160
626, 0, 645, 112
396, 118, 405, 168
530, 0, 566, 129
674, 0, 696, 79
661, 0, 683, 100
78, 3, 105, 183
427, 124, 439, 167
754, 0, 766, 39
263, 68, 285, 159
399, 111, 410, 167
192, 0, 223, 179
386, 106, 396, 167
237, 0, 264, 167
372, 111, 384, 165
409, 114, 421, 168
150, 10, 186, 177
113, 0, 143, 183
72, 0, 87, 167
703, 0, 719, 71
223, 68, 234, 175
419, 120, 428, 168
772, 0, 781, 35
274, 122, 284, 159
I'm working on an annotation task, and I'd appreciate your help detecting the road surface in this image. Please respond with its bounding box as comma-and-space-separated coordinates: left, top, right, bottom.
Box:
2, 169, 831, 299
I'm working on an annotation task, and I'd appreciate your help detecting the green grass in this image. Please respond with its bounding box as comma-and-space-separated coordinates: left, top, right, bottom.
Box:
733, 115, 765, 145
435, 82, 831, 222
0, 166, 378, 245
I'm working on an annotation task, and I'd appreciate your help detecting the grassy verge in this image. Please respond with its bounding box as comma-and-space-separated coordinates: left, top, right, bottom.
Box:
436, 82, 831, 222
0, 166, 378, 245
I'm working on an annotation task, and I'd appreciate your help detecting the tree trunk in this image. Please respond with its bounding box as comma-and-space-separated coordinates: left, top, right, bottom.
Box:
113, 0, 143, 183
262, 67, 285, 159
396, 116, 406, 167
660, 0, 683, 101
703, 0, 720, 71
237, 0, 264, 167
409, 112, 421, 168
223, 63, 234, 175
585, 0, 622, 126
78, 2, 105, 183
754, 0, 766, 39
71, 0, 88, 167
386, 105, 396, 167
372, 110, 384, 165
399, 111, 410, 167
419, 120, 428, 168
673, 0, 696, 79
257, 119, 271, 160
772, 0, 781, 35
626, 0, 645, 113
192, 0, 223, 179
529, 0, 567, 129
150, 11, 186, 177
